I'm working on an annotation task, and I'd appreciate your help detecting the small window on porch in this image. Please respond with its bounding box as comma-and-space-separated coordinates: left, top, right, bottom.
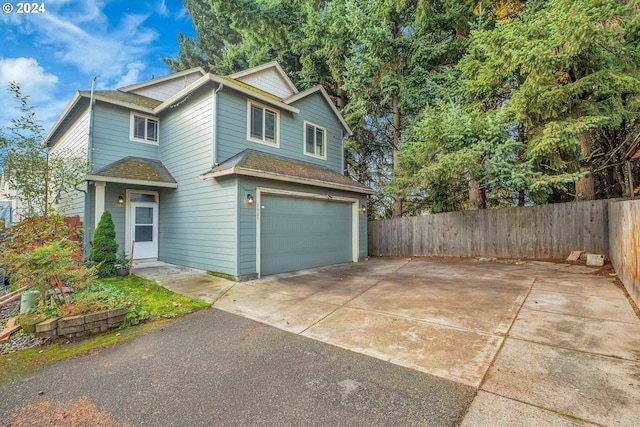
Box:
130, 193, 156, 202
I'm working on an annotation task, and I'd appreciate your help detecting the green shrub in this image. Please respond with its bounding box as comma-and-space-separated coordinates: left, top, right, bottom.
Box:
90, 210, 118, 277
11, 239, 97, 308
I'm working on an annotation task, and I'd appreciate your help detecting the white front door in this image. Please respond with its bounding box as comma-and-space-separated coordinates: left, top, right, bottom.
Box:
130, 201, 158, 259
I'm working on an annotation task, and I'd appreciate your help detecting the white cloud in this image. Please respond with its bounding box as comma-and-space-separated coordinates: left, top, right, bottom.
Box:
157, 0, 169, 17
37, 12, 158, 89
0, 57, 58, 90
115, 62, 147, 88
0, 57, 61, 131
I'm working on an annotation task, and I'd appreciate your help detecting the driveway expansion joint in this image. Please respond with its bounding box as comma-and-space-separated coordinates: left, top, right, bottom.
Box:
296, 258, 412, 335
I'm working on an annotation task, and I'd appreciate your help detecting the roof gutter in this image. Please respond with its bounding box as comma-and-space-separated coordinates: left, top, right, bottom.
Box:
85, 175, 178, 188
201, 167, 377, 195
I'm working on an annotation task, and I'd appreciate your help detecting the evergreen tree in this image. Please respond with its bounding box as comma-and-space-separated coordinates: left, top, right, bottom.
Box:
460, 0, 640, 202
90, 210, 118, 277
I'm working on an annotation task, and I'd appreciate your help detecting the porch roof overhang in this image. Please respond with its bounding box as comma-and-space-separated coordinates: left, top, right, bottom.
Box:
200, 149, 376, 195
86, 156, 178, 188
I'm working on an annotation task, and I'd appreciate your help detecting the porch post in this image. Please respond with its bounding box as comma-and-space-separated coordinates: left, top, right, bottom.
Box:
95, 181, 106, 225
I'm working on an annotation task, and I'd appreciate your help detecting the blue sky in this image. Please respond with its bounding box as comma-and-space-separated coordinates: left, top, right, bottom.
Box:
0, 0, 195, 132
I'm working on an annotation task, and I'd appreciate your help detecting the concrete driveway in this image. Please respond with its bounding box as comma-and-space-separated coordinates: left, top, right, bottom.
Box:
136, 257, 640, 426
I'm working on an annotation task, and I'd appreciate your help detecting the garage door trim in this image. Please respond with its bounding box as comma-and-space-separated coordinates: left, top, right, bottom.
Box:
256, 187, 359, 277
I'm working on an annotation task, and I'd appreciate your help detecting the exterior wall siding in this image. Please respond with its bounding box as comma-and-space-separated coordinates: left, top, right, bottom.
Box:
158, 90, 239, 275
216, 90, 345, 173
236, 70, 295, 98
236, 176, 368, 277
103, 184, 128, 256
49, 108, 90, 220
91, 103, 159, 170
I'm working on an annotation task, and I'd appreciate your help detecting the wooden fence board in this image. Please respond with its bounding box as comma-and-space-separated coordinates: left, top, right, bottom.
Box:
369, 199, 611, 259
609, 200, 640, 307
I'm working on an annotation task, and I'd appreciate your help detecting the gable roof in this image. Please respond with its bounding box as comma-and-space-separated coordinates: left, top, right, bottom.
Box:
118, 67, 207, 93
201, 149, 375, 195
154, 74, 300, 115
80, 90, 162, 110
86, 156, 178, 188
284, 86, 353, 136
229, 61, 298, 96
45, 62, 351, 147
44, 90, 163, 147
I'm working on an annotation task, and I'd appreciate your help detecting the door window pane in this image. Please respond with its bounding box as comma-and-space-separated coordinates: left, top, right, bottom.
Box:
136, 207, 153, 224
135, 225, 153, 242
130, 193, 156, 202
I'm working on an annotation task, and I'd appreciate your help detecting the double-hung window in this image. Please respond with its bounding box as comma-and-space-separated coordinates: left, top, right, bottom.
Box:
130, 113, 159, 144
304, 121, 326, 159
247, 101, 279, 146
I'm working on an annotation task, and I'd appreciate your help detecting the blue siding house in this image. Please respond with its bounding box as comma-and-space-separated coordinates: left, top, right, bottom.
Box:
46, 62, 374, 280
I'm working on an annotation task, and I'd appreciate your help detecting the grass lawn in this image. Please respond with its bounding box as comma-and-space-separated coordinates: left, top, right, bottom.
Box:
0, 275, 210, 387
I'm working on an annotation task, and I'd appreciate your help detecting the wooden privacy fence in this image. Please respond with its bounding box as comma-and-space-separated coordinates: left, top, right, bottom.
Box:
368, 199, 611, 259
608, 200, 640, 307
64, 215, 83, 243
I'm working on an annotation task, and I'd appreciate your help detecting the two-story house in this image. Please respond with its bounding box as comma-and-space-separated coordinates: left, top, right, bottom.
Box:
45, 61, 374, 280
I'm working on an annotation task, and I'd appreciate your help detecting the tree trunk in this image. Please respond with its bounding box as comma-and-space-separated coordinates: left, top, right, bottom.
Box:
574, 110, 595, 201
336, 76, 347, 110
518, 190, 525, 206
392, 90, 402, 218
469, 179, 486, 210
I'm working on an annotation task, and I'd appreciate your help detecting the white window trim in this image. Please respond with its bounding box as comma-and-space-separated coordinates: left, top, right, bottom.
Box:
129, 112, 159, 145
303, 120, 327, 160
246, 100, 280, 147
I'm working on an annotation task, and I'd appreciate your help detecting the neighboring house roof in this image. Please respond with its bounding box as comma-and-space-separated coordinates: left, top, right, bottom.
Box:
627, 132, 640, 160
201, 149, 376, 195
86, 156, 178, 188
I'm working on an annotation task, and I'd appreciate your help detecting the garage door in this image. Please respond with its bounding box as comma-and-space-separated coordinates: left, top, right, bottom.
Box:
260, 194, 353, 276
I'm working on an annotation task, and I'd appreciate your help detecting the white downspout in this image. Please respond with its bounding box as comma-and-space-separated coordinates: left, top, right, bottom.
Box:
88, 76, 97, 165
212, 83, 224, 168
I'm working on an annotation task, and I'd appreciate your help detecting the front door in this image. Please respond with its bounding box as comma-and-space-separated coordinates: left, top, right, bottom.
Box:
130, 201, 158, 259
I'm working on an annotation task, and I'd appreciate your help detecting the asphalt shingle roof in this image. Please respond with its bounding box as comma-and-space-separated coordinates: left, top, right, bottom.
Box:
90, 157, 177, 184
79, 90, 162, 108
207, 149, 374, 194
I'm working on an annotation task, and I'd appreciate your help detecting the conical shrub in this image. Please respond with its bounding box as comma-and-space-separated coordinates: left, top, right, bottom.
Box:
90, 210, 118, 277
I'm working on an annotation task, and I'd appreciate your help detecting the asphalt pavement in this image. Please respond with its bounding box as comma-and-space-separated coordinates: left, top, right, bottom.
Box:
0, 308, 474, 426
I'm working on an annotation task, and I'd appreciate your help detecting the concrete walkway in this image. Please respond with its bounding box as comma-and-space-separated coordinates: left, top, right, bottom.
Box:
134, 258, 640, 426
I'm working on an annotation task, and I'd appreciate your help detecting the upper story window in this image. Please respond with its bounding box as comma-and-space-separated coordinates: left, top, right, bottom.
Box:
130, 112, 159, 144
247, 100, 279, 146
304, 121, 326, 160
